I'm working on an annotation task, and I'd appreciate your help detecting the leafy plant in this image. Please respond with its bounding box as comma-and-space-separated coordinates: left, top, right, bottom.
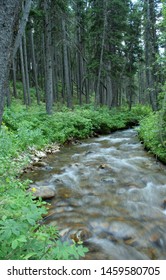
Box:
138, 112, 166, 163
0, 184, 88, 260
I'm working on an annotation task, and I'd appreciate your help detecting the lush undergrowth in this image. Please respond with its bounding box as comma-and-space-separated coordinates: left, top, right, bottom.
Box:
0, 101, 152, 259
138, 112, 166, 164
138, 82, 166, 163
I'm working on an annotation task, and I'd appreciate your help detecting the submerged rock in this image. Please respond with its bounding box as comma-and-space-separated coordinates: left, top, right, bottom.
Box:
101, 178, 116, 184
99, 164, 108, 169
162, 199, 166, 209
108, 221, 136, 241
70, 228, 92, 243
28, 185, 56, 199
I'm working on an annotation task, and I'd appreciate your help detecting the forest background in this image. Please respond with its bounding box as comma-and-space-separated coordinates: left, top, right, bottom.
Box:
0, 0, 165, 260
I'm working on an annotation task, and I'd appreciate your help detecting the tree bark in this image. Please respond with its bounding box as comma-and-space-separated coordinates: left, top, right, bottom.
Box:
44, 0, 53, 115
12, 57, 18, 98
95, 0, 107, 107
62, 18, 72, 108
20, 39, 27, 105
144, 0, 158, 111
13, 0, 32, 58
0, 0, 21, 126
23, 32, 31, 105
30, 27, 40, 104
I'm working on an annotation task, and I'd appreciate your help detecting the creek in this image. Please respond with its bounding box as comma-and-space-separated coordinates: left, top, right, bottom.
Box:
25, 129, 166, 259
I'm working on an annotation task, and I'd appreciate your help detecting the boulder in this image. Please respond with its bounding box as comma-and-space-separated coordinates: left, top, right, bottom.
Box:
28, 185, 56, 199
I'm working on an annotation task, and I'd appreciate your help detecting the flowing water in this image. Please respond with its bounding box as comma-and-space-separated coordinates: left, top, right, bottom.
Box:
25, 129, 166, 259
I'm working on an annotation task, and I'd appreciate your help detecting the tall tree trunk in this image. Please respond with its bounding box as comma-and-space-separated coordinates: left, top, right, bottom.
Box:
95, 0, 107, 106
62, 18, 72, 108
52, 32, 59, 102
30, 27, 40, 104
13, 0, 32, 58
42, 33, 47, 95
23, 32, 31, 105
12, 57, 18, 98
6, 86, 11, 107
75, 1, 85, 105
144, 0, 158, 111
20, 39, 27, 105
44, 0, 53, 114
106, 62, 113, 109
0, 0, 21, 125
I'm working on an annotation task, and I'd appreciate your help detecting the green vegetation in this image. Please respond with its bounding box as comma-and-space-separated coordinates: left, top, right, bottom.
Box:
138, 113, 166, 163
0, 100, 152, 260
0, 163, 88, 260
138, 84, 166, 164
0, 0, 165, 261
2, 102, 151, 151
1, 92, 166, 260
0, 186, 87, 260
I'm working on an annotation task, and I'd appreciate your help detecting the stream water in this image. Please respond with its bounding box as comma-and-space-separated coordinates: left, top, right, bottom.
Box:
25, 129, 166, 259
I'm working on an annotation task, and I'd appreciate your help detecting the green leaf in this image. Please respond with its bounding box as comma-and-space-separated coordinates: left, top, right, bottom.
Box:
23, 252, 37, 260
4, 229, 12, 240
12, 227, 20, 236
17, 235, 27, 243
12, 239, 18, 250
27, 218, 35, 225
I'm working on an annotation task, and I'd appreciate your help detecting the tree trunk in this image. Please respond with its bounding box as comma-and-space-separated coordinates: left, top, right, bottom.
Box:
6, 86, 11, 107
44, 0, 53, 115
95, 0, 107, 106
23, 32, 31, 105
13, 0, 32, 58
20, 39, 27, 105
30, 27, 40, 104
12, 57, 18, 98
52, 33, 59, 102
144, 0, 158, 111
62, 18, 72, 108
106, 62, 113, 109
0, 0, 21, 126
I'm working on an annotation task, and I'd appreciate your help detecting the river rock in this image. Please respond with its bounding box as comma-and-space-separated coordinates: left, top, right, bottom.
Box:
99, 164, 108, 169
149, 233, 163, 248
35, 151, 47, 158
85, 151, 93, 156
33, 161, 47, 167
70, 228, 92, 243
45, 144, 60, 154
101, 178, 116, 184
162, 199, 166, 209
28, 185, 56, 199
108, 221, 136, 241
79, 228, 93, 241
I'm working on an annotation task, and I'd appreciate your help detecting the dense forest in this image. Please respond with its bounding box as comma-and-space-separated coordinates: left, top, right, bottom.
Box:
0, 0, 166, 260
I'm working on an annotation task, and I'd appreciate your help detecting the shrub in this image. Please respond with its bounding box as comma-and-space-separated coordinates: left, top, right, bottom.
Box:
138, 112, 166, 163
0, 179, 88, 260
